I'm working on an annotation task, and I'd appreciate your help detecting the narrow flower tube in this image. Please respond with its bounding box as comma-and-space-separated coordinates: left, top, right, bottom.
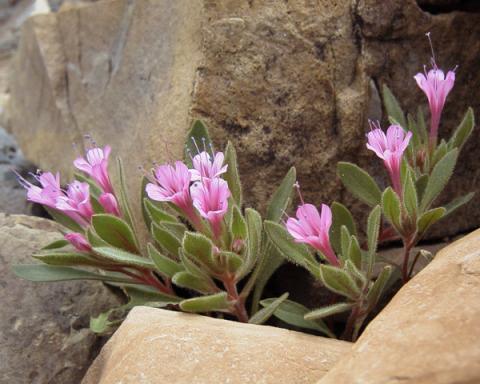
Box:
99, 192, 121, 216
286, 203, 339, 266
74, 145, 114, 194
414, 68, 455, 147
190, 151, 228, 181
366, 124, 412, 198
56, 181, 94, 227
65, 232, 92, 253
146, 161, 200, 226
191, 178, 230, 239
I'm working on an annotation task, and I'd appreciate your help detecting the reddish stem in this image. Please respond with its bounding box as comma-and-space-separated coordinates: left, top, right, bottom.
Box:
223, 274, 249, 323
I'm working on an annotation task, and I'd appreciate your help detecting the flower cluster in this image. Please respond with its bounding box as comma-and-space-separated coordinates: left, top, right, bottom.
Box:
145, 150, 230, 240
18, 145, 120, 251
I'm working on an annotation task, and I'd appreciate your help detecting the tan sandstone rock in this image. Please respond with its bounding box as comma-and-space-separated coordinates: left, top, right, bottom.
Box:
82, 306, 352, 384
0, 214, 122, 384
8, 0, 480, 238
318, 228, 480, 384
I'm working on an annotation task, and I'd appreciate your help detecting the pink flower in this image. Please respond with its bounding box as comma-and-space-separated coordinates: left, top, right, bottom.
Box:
366, 124, 412, 197
190, 151, 228, 181
18, 171, 62, 209
99, 193, 121, 216
414, 68, 455, 146
191, 178, 230, 239
56, 181, 94, 227
286, 203, 339, 266
65, 232, 92, 253
74, 145, 113, 194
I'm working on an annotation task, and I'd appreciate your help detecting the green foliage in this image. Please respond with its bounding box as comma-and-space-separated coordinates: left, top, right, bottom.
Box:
337, 162, 382, 207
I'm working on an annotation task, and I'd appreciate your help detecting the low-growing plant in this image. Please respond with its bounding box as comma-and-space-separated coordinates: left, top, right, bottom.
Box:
13, 35, 475, 341
263, 35, 475, 340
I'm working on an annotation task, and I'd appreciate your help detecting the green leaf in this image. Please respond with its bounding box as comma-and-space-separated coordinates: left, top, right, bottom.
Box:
347, 236, 362, 269
44, 207, 84, 233
382, 84, 407, 129
304, 302, 353, 321
184, 120, 212, 168
337, 162, 382, 207
91, 214, 138, 253
319, 265, 361, 300
86, 228, 110, 247
340, 225, 351, 261
92, 246, 155, 269
116, 157, 137, 234
381, 187, 402, 232
237, 208, 262, 279
259, 298, 334, 337
420, 149, 458, 211
90, 310, 115, 334
224, 141, 242, 206
344, 259, 367, 287
147, 243, 183, 278
415, 174, 429, 203
141, 177, 152, 228
366, 205, 381, 274
41, 239, 69, 250
366, 265, 392, 310
172, 271, 214, 294
444, 192, 475, 217
403, 169, 418, 220
33, 250, 102, 267
449, 107, 474, 150
218, 251, 244, 274
179, 292, 230, 313
144, 198, 178, 225
230, 204, 247, 240
151, 222, 181, 257
417, 207, 446, 236
249, 293, 289, 325
264, 221, 318, 275
124, 285, 181, 307
431, 140, 448, 168
179, 249, 212, 280
12, 264, 134, 283
407, 113, 421, 147
330, 202, 357, 255
266, 167, 296, 222
182, 232, 215, 269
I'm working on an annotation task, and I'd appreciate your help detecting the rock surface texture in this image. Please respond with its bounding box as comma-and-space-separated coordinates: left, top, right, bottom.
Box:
318, 229, 480, 384
8, 0, 480, 237
0, 214, 122, 384
82, 306, 352, 384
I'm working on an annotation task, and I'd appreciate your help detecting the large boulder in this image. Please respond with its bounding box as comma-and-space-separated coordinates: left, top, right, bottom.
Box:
8, 0, 480, 237
81, 306, 352, 384
0, 214, 122, 384
318, 228, 480, 384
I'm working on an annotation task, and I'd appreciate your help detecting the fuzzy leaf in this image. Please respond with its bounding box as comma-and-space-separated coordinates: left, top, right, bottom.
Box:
41, 239, 69, 250
337, 162, 382, 207
230, 204, 247, 240
12, 264, 133, 283
124, 285, 181, 307
266, 167, 296, 222
383, 84, 407, 129
237, 208, 262, 279
249, 293, 289, 325
382, 187, 402, 232
444, 192, 475, 217
93, 246, 155, 269
144, 198, 178, 225
340, 225, 351, 261
304, 302, 353, 321
264, 221, 318, 275
330, 202, 357, 255
366, 205, 381, 273
319, 265, 361, 300
179, 292, 230, 313
147, 243, 183, 278
184, 120, 212, 167
347, 236, 362, 269
218, 251, 244, 274
366, 265, 392, 310
449, 107, 474, 150
260, 298, 334, 337
33, 251, 102, 267
403, 169, 418, 220
172, 271, 214, 294
183, 232, 215, 269
420, 149, 458, 211
417, 207, 446, 236
224, 141, 243, 206
151, 222, 181, 257
116, 157, 137, 233
91, 214, 138, 253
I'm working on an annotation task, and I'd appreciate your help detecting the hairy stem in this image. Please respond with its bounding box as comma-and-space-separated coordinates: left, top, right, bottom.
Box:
223, 274, 249, 323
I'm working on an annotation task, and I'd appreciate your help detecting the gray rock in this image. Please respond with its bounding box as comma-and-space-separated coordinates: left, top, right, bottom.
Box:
0, 214, 123, 384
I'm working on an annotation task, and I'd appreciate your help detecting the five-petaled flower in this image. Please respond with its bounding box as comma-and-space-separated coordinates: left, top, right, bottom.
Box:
18, 171, 62, 209
286, 203, 339, 266
414, 68, 455, 147
191, 177, 230, 239
56, 180, 94, 227
74, 145, 114, 194
190, 151, 228, 181
366, 123, 412, 198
